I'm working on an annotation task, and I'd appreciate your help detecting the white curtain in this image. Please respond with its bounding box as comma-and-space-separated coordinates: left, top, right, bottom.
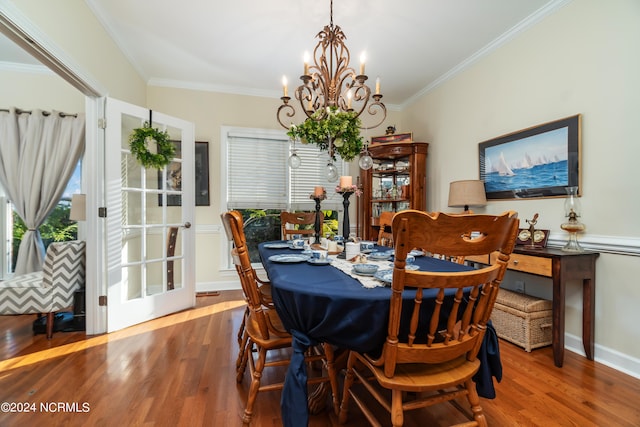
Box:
0, 107, 85, 274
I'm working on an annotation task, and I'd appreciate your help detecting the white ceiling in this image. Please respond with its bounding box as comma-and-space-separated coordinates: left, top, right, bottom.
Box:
3, 0, 565, 106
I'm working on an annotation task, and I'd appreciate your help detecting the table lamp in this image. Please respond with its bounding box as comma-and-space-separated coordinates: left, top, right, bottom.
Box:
448, 180, 487, 213
70, 194, 87, 221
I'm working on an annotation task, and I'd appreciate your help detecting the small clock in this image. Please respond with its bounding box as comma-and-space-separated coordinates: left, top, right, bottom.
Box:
516, 228, 549, 247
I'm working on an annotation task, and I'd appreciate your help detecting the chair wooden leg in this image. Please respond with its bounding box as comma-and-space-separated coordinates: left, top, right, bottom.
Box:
46, 312, 54, 339
236, 328, 249, 364
338, 351, 356, 424
236, 309, 249, 372
237, 306, 248, 347
465, 379, 487, 427
237, 338, 251, 383
390, 389, 404, 427
242, 346, 266, 427
323, 343, 341, 416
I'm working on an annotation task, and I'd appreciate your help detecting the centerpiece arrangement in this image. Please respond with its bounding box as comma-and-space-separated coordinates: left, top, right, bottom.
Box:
335, 184, 362, 196
286, 107, 363, 162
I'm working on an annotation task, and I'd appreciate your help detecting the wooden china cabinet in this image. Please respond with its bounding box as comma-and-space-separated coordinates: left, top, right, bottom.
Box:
359, 141, 428, 241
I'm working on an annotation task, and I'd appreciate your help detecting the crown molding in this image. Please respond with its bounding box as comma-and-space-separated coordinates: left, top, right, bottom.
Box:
401, 0, 573, 109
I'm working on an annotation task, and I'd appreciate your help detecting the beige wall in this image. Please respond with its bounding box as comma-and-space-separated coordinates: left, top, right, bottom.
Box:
9, 0, 146, 104
0, 69, 85, 112
403, 0, 640, 363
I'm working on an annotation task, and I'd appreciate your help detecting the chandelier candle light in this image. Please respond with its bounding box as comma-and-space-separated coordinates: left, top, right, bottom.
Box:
278, 0, 386, 173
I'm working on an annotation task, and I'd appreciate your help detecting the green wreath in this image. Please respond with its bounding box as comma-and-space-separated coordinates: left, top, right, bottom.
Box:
129, 122, 175, 169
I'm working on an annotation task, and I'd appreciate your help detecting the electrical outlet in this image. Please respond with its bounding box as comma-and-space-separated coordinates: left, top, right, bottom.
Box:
515, 280, 525, 293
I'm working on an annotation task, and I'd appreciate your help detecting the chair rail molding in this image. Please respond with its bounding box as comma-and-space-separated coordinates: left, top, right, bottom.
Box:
547, 232, 640, 256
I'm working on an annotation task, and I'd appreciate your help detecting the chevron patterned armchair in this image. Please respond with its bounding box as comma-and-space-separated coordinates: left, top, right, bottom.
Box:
0, 240, 86, 339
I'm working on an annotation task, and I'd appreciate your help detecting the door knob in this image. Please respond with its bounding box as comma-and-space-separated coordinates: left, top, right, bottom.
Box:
184, 222, 192, 229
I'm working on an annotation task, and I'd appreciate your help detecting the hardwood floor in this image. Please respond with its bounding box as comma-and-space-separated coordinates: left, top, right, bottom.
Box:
1, 290, 639, 426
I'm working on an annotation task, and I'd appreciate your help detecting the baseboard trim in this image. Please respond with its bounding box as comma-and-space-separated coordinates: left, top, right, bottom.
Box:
564, 332, 640, 379
196, 280, 241, 293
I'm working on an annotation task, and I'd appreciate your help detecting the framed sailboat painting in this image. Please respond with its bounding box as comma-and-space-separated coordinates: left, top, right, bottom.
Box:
478, 114, 581, 200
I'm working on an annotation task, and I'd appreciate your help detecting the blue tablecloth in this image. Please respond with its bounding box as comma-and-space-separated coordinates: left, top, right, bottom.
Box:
258, 242, 502, 426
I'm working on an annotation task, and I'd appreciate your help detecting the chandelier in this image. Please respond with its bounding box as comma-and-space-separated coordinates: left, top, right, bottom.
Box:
276, 0, 387, 131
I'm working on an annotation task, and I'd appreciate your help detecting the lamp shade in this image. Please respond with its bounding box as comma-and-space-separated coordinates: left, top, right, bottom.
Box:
69, 194, 86, 221
448, 180, 487, 211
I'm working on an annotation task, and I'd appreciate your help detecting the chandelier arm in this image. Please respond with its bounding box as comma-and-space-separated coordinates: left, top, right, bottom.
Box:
295, 85, 316, 120
277, 101, 295, 129
309, 67, 329, 117
346, 84, 371, 118
363, 98, 387, 129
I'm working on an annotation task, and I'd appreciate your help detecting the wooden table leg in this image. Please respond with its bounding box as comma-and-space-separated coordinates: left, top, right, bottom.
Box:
583, 276, 595, 360
552, 267, 565, 368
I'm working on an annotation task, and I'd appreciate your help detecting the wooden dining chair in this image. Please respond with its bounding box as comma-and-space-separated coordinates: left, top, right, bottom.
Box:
222, 210, 340, 426
220, 213, 273, 383
166, 226, 179, 290
377, 211, 395, 247
280, 211, 322, 240
339, 210, 519, 427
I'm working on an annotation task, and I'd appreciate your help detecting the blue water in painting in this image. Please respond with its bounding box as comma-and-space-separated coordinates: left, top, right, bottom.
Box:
484, 160, 568, 193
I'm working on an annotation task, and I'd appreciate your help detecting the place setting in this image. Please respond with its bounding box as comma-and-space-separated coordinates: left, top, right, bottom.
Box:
307, 249, 332, 266
268, 253, 310, 263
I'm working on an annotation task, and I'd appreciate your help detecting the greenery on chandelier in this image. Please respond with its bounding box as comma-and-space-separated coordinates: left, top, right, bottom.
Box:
129, 122, 175, 169
287, 107, 363, 162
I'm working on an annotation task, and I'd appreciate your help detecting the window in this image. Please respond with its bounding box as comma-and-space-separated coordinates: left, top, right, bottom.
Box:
1, 161, 81, 277
223, 127, 346, 264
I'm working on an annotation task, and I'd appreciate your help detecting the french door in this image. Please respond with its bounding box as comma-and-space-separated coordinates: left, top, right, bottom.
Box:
104, 98, 195, 332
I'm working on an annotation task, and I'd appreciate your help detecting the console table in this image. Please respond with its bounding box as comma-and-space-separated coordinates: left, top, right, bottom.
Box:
469, 247, 599, 367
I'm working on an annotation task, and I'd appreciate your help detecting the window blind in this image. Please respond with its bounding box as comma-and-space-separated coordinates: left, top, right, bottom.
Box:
227, 134, 288, 209
227, 128, 346, 211
289, 143, 345, 211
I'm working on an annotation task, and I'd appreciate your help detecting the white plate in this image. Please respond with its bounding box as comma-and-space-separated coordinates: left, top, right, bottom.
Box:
409, 249, 425, 257
385, 263, 420, 271
268, 254, 310, 263
368, 250, 393, 261
374, 269, 393, 284
352, 268, 376, 277
264, 243, 290, 249
307, 258, 332, 266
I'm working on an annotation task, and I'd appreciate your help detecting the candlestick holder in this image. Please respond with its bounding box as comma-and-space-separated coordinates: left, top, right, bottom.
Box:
336, 191, 354, 259
309, 190, 327, 245
313, 197, 323, 244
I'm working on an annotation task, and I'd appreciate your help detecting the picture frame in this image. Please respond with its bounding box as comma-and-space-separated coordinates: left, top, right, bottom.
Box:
371, 132, 413, 144
158, 141, 210, 206
478, 114, 581, 200
194, 141, 210, 206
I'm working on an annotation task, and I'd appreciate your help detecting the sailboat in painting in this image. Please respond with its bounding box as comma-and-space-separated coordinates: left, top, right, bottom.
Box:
497, 152, 515, 176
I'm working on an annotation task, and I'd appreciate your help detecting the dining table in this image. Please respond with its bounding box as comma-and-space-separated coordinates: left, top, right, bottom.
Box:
258, 241, 502, 427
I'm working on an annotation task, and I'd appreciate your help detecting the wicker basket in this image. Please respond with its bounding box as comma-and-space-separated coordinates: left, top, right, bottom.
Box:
491, 288, 552, 352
